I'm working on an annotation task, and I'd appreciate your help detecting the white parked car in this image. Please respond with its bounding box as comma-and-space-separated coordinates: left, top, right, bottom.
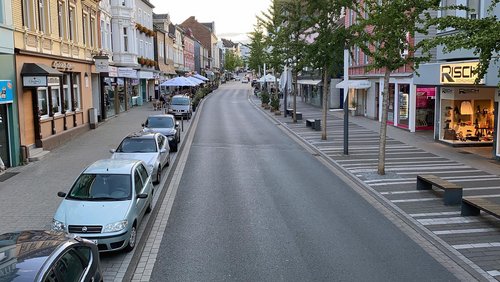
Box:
110, 131, 170, 184
53, 159, 153, 252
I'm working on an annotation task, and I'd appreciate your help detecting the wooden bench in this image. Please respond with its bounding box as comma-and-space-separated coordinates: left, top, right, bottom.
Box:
294, 112, 302, 120
416, 174, 463, 205
306, 119, 321, 131
461, 197, 500, 217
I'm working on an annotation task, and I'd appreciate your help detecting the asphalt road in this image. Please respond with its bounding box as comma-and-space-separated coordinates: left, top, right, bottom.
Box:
150, 82, 458, 281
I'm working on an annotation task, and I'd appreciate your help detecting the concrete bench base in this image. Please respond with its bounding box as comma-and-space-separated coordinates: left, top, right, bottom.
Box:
462, 197, 500, 217
416, 174, 463, 205
306, 119, 321, 131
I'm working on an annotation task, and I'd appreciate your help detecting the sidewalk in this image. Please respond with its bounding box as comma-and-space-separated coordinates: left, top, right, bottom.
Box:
252, 94, 500, 281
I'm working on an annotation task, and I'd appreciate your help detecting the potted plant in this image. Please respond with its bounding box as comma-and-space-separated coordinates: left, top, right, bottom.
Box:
270, 93, 280, 112
260, 90, 270, 108
349, 100, 357, 116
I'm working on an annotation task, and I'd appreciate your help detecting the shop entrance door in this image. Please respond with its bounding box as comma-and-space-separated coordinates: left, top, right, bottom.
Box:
0, 104, 10, 167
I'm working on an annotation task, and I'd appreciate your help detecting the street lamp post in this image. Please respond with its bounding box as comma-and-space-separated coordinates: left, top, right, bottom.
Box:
343, 49, 349, 155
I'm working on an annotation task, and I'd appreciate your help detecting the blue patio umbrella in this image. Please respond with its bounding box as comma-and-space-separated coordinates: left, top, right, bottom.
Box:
186, 76, 204, 85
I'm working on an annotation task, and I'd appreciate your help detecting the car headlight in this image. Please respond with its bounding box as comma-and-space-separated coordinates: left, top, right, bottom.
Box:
52, 219, 65, 232
103, 220, 128, 233
167, 136, 174, 141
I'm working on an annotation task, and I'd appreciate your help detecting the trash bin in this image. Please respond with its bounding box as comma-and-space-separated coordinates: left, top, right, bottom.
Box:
89, 108, 98, 129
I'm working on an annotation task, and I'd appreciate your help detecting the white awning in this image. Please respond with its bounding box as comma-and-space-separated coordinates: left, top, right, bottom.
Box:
297, 79, 321, 85
335, 80, 371, 89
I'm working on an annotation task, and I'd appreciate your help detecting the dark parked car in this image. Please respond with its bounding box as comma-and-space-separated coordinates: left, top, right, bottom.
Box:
0, 230, 102, 282
142, 114, 180, 152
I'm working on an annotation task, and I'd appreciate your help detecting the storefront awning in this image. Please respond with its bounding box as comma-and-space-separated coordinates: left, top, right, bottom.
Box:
335, 79, 371, 89
21, 63, 63, 76
298, 79, 321, 85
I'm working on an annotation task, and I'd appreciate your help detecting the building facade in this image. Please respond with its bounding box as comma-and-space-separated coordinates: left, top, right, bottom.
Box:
14, 0, 100, 156
414, 1, 500, 155
0, 0, 20, 168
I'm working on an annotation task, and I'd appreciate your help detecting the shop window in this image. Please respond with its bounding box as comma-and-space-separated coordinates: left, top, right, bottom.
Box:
37, 88, 49, 117
415, 87, 435, 129
387, 83, 395, 124
72, 73, 81, 110
441, 94, 494, 143
51, 87, 61, 114
398, 84, 410, 128
63, 74, 71, 111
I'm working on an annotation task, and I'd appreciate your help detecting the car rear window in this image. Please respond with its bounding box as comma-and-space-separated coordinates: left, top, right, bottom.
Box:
68, 174, 131, 201
146, 116, 174, 128
117, 138, 157, 153
172, 97, 190, 105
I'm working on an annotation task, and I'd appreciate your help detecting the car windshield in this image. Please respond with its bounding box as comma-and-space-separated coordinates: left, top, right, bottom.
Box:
146, 116, 174, 128
117, 138, 157, 153
67, 174, 131, 201
172, 97, 190, 105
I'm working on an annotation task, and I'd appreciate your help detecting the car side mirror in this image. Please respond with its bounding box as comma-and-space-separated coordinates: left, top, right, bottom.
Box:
109, 149, 116, 153
57, 192, 67, 198
137, 193, 148, 199
175, 122, 179, 128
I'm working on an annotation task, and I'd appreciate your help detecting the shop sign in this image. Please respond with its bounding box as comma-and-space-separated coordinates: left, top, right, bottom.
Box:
52, 61, 74, 71
94, 55, 110, 73
138, 71, 154, 79
440, 62, 481, 85
48, 77, 60, 85
108, 66, 118, 77
23, 76, 47, 87
118, 68, 137, 78
0, 80, 13, 104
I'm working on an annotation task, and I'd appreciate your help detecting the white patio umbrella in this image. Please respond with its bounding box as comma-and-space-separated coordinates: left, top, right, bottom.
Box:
186, 76, 204, 85
160, 76, 198, 87
193, 74, 209, 81
258, 74, 277, 83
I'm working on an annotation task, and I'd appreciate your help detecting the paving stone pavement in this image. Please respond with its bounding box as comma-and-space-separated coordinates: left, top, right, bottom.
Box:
251, 93, 500, 281
0, 101, 192, 281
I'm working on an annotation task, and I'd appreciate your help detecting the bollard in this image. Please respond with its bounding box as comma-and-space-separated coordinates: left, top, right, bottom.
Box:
181, 115, 184, 132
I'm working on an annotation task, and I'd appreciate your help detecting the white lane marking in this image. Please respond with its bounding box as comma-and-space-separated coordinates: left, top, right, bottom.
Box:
453, 242, 500, 250
370, 181, 416, 186
409, 211, 461, 217
391, 198, 441, 203
487, 271, 500, 277
336, 156, 444, 162
433, 228, 498, 235
417, 217, 480, 225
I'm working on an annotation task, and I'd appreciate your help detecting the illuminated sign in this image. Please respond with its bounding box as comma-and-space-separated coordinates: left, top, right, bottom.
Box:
440, 62, 482, 85
0, 80, 13, 104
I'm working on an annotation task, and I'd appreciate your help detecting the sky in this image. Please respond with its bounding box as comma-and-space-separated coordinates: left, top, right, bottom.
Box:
149, 0, 272, 43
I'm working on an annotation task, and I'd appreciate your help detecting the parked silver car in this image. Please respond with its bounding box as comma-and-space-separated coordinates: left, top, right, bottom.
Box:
110, 131, 170, 184
142, 114, 180, 152
0, 230, 103, 282
168, 95, 192, 119
53, 159, 153, 253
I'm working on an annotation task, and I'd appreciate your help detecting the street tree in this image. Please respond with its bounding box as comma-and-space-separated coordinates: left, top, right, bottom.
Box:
347, 0, 440, 175
224, 50, 243, 73
258, 0, 288, 107
423, 0, 500, 87
304, 0, 346, 140
276, 0, 309, 123
247, 23, 267, 75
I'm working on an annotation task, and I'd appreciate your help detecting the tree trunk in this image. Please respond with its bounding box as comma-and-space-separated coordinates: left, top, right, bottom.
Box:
321, 67, 329, 140
293, 70, 298, 123
378, 69, 391, 175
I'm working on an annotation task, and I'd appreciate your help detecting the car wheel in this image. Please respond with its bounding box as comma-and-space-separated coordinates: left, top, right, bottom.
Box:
166, 154, 170, 167
172, 142, 178, 152
146, 199, 152, 213
154, 166, 161, 185
124, 224, 137, 252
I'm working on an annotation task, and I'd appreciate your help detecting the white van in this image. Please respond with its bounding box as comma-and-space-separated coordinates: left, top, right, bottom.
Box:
168, 95, 192, 119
